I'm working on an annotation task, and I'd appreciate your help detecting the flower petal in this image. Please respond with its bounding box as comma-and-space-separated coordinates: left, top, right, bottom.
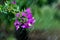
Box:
27, 13, 32, 19
16, 25, 19, 30
25, 8, 31, 13
22, 12, 27, 17
27, 17, 35, 24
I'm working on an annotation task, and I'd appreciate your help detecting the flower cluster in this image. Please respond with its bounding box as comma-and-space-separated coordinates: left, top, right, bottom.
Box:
14, 8, 35, 30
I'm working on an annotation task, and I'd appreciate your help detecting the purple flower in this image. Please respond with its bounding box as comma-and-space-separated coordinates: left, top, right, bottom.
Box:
14, 20, 21, 30
21, 23, 30, 28
16, 13, 20, 18
22, 12, 32, 19
25, 8, 31, 14
12, 0, 16, 4
27, 17, 36, 24
25, 8, 32, 19
22, 12, 27, 17
27, 13, 32, 19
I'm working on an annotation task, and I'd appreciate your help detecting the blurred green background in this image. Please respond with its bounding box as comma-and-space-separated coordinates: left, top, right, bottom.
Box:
0, 0, 60, 40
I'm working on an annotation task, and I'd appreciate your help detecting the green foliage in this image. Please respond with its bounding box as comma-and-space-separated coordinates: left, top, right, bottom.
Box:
31, 4, 60, 31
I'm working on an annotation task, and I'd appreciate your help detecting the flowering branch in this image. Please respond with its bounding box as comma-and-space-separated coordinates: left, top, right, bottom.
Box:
0, 0, 35, 30
14, 8, 35, 30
